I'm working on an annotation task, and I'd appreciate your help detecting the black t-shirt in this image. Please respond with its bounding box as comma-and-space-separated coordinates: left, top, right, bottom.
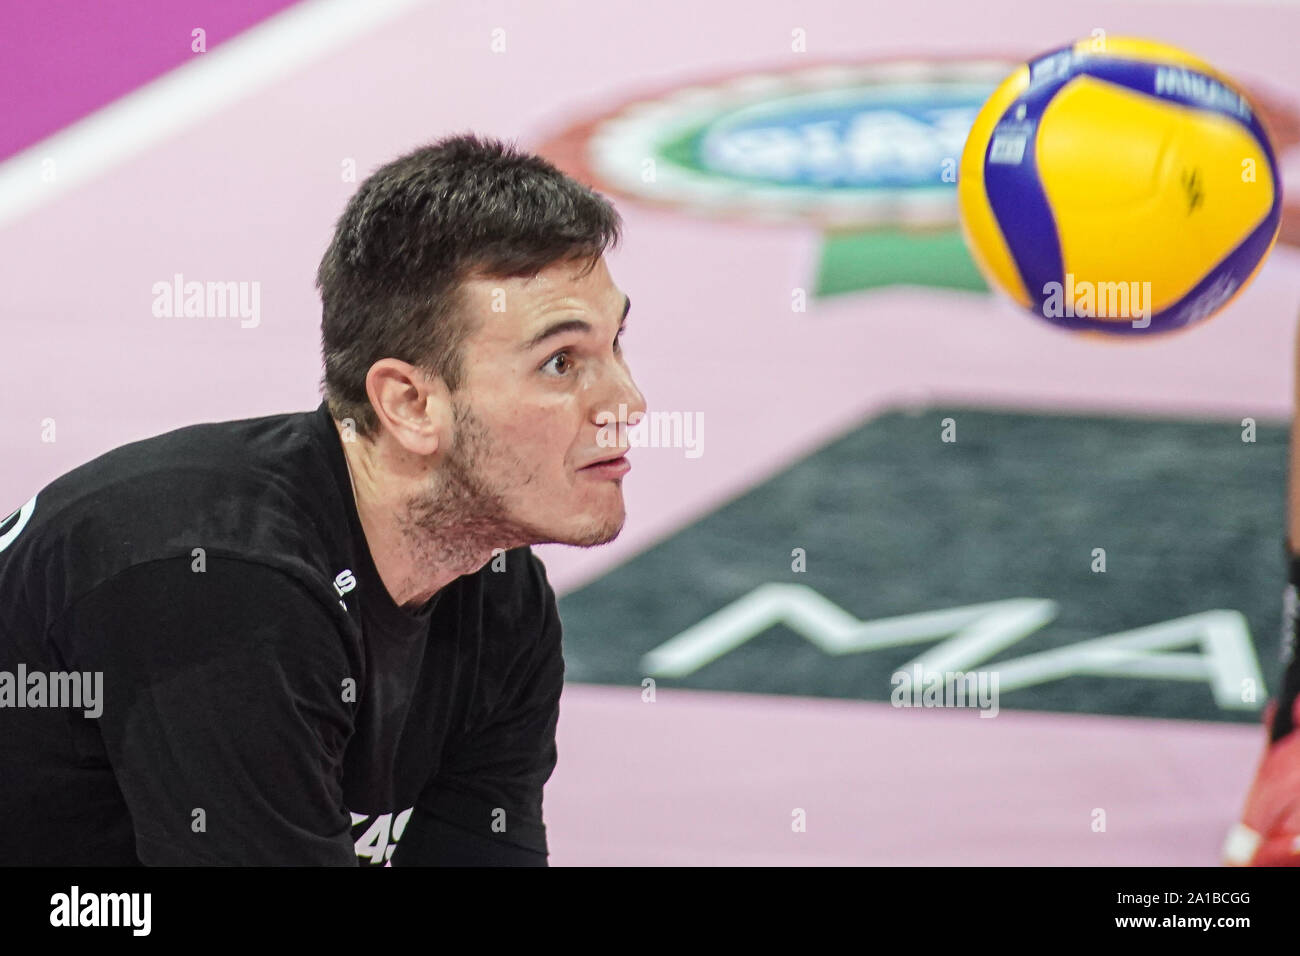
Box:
0, 402, 564, 865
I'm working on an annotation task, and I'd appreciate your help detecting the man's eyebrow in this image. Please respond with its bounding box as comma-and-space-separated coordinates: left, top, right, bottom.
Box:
521, 296, 632, 351
522, 319, 593, 351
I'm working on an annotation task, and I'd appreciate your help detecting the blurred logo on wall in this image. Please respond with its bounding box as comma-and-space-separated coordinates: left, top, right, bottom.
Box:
537, 56, 1300, 297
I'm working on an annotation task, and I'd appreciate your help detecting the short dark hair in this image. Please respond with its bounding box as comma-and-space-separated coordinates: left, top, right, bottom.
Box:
316, 132, 622, 439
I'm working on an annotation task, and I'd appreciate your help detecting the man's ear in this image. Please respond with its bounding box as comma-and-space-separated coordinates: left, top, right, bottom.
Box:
363, 359, 451, 457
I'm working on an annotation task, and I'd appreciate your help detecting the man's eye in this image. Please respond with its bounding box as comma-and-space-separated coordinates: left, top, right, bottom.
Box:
542, 351, 572, 375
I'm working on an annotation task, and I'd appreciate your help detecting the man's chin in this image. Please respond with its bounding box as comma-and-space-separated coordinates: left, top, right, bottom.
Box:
575, 524, 624, 548
536, 512, 626, 549
563, 519, 625, 548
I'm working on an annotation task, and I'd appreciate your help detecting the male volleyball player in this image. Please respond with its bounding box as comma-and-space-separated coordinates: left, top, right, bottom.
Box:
0, 133, 645, 865
1226, 314, 1300, 866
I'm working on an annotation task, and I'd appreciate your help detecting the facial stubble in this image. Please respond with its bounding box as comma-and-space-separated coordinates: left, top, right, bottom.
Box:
399, 400, 624, 572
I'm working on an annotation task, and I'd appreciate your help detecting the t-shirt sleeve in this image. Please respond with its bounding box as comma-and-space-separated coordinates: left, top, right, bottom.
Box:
395, 551, 564, 865
49, 556, 360, 865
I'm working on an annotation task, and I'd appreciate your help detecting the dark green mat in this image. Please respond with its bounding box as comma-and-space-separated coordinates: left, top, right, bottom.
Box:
558, 406, 1289, 723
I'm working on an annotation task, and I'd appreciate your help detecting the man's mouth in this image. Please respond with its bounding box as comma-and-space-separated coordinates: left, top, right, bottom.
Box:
578, 453, 631, 479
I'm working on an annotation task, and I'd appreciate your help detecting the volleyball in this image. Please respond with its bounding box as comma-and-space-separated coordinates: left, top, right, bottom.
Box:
958, 36, 1283, 335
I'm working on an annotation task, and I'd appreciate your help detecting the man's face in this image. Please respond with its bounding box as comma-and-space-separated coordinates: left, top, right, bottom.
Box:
440, 256, 646, 548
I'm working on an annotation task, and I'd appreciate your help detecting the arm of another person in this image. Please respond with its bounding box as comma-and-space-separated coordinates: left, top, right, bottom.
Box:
1221, 314, 1300, 865
393, 551, 564, 866
52, 556, 360, 865
1272, 317, 1300, 742
1290, 313, 1300, 557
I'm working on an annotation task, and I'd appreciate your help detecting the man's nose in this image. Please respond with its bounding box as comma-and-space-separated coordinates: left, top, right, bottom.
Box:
590, 361, 647, 428
618, 371, 647, 427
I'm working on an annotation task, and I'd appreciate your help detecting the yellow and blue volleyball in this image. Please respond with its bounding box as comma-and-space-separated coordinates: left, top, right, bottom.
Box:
958, 37, 1282, 335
